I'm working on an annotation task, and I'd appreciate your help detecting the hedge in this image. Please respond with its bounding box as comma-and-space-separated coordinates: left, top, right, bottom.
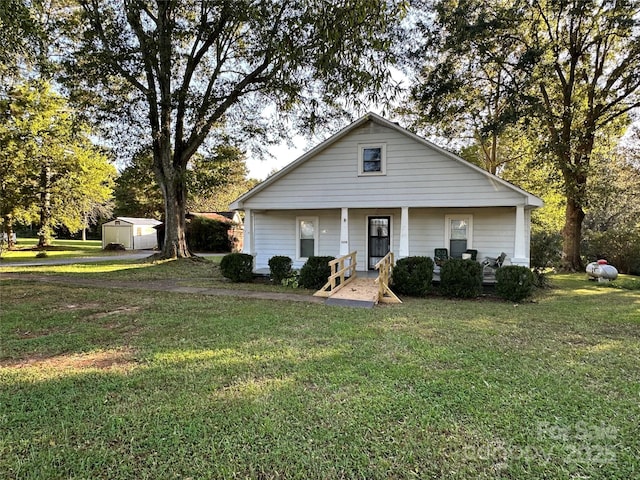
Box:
391, 256, 434, 297
220, 253, 254, 282
439, 258, 483, 298
495, 265, 535, 302
268, 256, 293, 285
298, 256, 335, 290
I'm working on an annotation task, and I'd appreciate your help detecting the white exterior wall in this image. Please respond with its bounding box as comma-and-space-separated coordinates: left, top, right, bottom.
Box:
251, 207, 526, 272
241, 122, 524, 210
252, 210, 340, 270
132, 226, 159, 250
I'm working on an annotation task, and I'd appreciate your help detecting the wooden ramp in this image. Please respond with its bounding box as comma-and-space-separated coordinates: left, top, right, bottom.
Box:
325, 277, 379, 308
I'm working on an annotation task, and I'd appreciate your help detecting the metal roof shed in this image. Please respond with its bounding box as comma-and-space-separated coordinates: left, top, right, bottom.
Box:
102, 217, 162, 250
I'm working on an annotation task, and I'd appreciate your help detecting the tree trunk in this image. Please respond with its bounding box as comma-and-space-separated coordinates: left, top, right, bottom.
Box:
4, 215, 16, 250
561, 196, 585, 272
82, 212, 88, 241
158, 167, 192, 259
38, 163, 52, 248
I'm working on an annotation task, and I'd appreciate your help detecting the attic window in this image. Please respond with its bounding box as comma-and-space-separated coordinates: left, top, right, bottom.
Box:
359, 143, 386, 175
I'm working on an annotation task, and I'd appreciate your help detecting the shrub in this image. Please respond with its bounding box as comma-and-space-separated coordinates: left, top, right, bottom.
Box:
391, 256, 434, 297
220, 253, 254, 282
530, 231, 563, 269
439, 258, 483, 298
187, 217, 232, 252
495, 266, 535, 302
583, 227, 640, 275
281, 272, 300, 289
268, 256, 293, 284
35, 250, 48, 258
298, 256, 334, 290
532, 267, 551, 289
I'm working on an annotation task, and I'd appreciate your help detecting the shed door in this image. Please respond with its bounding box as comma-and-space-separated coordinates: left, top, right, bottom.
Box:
368, 216, 390, 270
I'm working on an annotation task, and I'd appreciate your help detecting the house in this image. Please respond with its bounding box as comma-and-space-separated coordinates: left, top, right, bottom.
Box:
230, 112, 543, 273
102, 217, 162, 250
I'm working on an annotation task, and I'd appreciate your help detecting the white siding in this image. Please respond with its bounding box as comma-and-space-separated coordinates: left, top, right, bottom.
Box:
251, 206, 522, 272
253, 210, 340, 270
242, 122, 524, 210
408, 207, 516, 261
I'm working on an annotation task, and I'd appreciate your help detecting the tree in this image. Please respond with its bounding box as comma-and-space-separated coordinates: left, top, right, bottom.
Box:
581, 133, 640, 273
402, 0, 530, 175
525, 0, 640, 270
68, 0, 406, 259
403, 0, 640, 270
113, 151, 165, 219
114, 145, 257, 217
186, 145, 259, 213
0, 0, 40, 83
0, 81, 115, 247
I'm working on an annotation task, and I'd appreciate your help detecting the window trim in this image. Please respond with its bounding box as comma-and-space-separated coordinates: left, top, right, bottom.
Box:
358, 143, 387, 176
444, 214, 473, 256
296, 216, 319, 261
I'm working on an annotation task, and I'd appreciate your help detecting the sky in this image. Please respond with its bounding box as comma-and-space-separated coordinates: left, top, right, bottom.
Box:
249, 136, 307, 181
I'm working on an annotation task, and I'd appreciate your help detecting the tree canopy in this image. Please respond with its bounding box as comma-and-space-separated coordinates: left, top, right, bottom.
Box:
404, 0, 640, 270
67, 0, 407, 258
114, 145, 256, 218
0, 81, 115, 247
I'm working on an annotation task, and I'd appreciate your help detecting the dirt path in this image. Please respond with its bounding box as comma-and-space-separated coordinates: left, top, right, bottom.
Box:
0, 273, 326, 304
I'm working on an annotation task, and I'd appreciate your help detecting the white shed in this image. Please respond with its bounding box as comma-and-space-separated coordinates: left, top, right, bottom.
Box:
102, 217, 162, 250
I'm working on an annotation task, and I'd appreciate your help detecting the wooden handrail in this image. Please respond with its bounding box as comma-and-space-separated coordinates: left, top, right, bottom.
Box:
314, 251, 358, 297
374, 252, 402, 304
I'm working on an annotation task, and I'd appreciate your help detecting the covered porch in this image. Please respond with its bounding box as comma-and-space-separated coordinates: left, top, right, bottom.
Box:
242, 205, 532, 273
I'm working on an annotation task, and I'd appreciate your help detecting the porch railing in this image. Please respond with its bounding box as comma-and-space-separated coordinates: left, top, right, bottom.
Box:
314, 251, 357, 297
374, 252, 402, 304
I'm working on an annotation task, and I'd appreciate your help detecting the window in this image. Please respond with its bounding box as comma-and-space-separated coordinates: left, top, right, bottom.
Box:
359, 143, 386, 175
445, 215, 473, 259
297, 217, 318, 260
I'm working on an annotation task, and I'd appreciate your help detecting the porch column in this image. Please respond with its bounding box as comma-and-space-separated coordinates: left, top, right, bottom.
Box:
339, 207, 350, 256
513, 205, 527, 266
399, 206, 409, 258
243, 208, 254, 255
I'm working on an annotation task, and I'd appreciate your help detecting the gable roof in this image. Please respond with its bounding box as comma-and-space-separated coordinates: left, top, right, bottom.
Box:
230, 112, 543, 209
110, 217, 162, 226
187, 211, 239, 224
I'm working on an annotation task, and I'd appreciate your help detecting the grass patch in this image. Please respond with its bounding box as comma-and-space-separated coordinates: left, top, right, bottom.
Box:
1, 271, 639, 478
0, 256, 315, 294
1, 239, 106, 261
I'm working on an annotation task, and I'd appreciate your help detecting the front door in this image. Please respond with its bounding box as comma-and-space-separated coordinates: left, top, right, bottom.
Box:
368, 216, 390, 270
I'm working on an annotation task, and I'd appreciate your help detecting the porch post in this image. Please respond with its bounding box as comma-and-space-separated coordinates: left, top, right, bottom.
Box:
399, 206, 409, 258
513, 205, 527, 266
339, 207, 350, 256
243, 208, 253, 255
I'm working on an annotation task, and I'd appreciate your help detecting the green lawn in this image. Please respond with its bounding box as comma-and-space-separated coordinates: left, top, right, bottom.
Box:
1, 239, 106, 261
1, 263, 639, 479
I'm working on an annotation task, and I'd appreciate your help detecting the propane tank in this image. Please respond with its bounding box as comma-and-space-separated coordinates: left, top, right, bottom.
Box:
586, 259, 618, 282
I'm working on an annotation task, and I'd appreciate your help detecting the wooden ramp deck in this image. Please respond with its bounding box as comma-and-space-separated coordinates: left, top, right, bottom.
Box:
325, 277, 379, 308
314, 251, 402, 308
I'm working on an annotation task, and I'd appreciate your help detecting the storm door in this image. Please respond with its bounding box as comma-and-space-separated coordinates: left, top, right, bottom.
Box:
368, 216, 390, 270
